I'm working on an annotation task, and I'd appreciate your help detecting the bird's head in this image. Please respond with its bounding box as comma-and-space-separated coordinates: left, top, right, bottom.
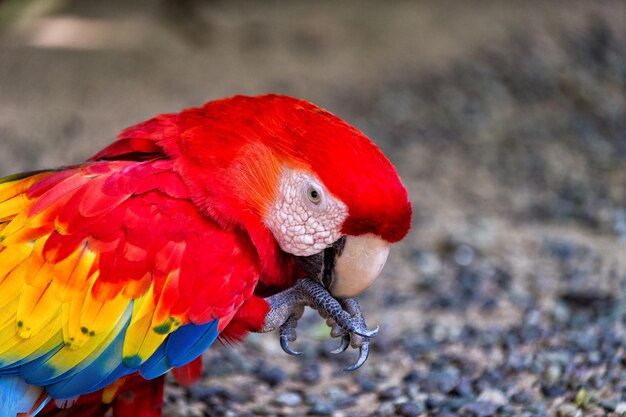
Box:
102, 94, 411, 298
195, 95, 412, 298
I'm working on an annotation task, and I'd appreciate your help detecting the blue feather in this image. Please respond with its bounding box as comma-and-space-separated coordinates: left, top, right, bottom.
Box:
21, 304, 133, 387
88, 363, 131, 393
138, 344, 169, 380
0, 375, 44, 415
139, 320, 218, 380
16, 345, 64, 385
165, 320, 218, 367
0, 332, 64, 375
46, 317, 133, 399
2, 312, 219, 407
0, 364, 21, 375
30, 395, 52, 417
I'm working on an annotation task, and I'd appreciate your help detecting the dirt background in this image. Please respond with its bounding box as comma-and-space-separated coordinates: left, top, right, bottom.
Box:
1, 1, 626, 416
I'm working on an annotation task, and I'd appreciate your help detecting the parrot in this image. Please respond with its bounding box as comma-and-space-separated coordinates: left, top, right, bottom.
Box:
0, 94, 412, 417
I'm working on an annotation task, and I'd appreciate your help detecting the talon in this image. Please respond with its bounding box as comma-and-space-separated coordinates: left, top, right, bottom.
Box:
344, 343, 370, 372
353, 325, 379, 338
278, 314, 301, 356
330, 334, 350, 354
280, 335, 302, 356
263, 278, 379, 370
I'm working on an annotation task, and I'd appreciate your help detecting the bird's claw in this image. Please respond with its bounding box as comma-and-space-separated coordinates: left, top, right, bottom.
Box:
327, 298, 374, 371
330, 324, 371, 371
344, 344, 370, 371
280, 334, 302, 356
279, 314, 302, 356
352, 325, 379, 338
262, 278, 378, 371
330, 334, 350, 354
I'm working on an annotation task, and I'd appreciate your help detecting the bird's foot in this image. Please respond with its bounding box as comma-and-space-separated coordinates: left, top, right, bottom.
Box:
262, 278, 378, 371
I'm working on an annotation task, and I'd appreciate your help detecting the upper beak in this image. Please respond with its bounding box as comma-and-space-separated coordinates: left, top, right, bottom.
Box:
329, 234, 390, 299
296, 234, 391, 299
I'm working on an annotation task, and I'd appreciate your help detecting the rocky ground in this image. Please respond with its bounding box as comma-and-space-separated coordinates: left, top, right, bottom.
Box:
1, 1, 626, 416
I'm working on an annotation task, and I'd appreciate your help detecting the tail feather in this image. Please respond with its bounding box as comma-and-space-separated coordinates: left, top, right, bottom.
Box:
112, 375, 164, 417
38, 392, 110, 417
0, 375, 46, 416
171, 355, 202, 387
33, 374, 164, 417
28, 394, 52, 417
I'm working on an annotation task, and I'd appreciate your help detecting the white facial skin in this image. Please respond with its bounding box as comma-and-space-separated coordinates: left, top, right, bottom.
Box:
265, 169, 348, 256
265, 168, 392, 299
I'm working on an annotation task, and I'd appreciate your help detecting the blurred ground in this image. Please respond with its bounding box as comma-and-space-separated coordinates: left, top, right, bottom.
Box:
2, 1, 626, 416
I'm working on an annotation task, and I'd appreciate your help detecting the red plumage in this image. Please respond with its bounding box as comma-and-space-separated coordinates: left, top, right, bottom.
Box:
40, 375, 166, 417
0, 95, 411, 417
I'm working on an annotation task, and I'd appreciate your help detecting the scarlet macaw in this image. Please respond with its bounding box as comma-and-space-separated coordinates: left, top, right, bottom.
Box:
0, 95, 411, 416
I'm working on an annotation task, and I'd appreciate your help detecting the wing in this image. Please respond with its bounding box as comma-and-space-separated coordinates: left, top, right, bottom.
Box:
0, 159, 261, 401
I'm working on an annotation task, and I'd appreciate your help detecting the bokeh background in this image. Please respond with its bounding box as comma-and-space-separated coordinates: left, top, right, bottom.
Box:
2, 1, 626, 416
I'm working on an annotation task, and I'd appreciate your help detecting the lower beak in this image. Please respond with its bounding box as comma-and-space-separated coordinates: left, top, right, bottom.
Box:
329, 234, 391, 299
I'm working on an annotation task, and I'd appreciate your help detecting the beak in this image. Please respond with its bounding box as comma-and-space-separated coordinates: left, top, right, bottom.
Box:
328, 234, 390, 298
296, 234, 391, 299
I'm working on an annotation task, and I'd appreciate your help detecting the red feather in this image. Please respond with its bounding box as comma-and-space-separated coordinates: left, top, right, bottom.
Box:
112, 376, 165, 417
4, 94, 412, 417
171, 356, 203, 387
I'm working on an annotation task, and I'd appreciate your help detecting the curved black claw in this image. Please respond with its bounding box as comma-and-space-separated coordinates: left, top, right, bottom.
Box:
330, 334, 350, 354
279, 315, 302, 356
300, 279, 379, 340
262, 278, 379, 370
280, 335, 302, 356
352, 325, 379, 338
344, 344, 370, 371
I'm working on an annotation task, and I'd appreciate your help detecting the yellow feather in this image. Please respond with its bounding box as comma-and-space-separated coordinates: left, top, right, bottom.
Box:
24, 236, 52, 288
0, 173, 49, 203
0, 263, 25, 311
102, 377, 127, 404
0, 244, 33, 283
61, 285, 88, 350
0, 310, 18, 346
1, 205, 55, 245
133, 327, 171, 366
36, 303, 132, 380
51, 245, 95, 302
121, 272, 151, 299
78, 272, 130, 343
28, 203, 63, 230
1, 226, 48, 247
152, 271, 179, 325
122, 278, 183, 364
144, 310, 183, 359
0, 181, 22, 203
0, 194, 30, 222
0, 314, 62, 366
16, 282, 60, 339
0, 211, 31, 243
122, 285, 156, 363
0, 297, 19, 332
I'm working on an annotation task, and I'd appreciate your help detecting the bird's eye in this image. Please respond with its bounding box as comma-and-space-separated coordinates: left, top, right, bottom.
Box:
307, 186, 322, 204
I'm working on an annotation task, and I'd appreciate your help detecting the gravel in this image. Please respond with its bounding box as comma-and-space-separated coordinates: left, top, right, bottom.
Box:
180, 15, 626, 416
2, 2, 626, 417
